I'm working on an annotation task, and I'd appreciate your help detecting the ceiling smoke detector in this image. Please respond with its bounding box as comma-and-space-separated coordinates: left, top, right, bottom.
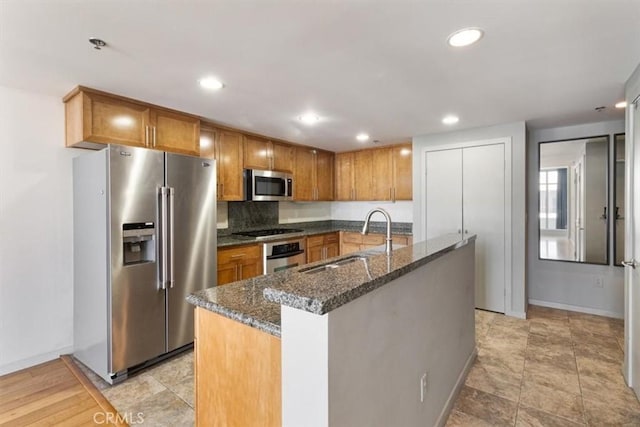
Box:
594, 106, 606, 112
89, 38, 107, 50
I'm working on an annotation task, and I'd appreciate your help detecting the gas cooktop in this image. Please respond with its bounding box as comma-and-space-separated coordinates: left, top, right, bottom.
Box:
232, 228, 303, 239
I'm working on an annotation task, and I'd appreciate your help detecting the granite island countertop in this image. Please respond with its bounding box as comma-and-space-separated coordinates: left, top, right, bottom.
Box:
216, 219, 412, 247
188, 233, 475, 337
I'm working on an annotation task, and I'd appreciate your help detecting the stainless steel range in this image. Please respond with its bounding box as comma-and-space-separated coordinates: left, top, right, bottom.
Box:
232, 228, 306, 274
262, 238, 306, 274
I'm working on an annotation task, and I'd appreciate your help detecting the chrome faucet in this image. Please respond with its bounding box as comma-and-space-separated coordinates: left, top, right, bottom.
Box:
362, 208, 393, 255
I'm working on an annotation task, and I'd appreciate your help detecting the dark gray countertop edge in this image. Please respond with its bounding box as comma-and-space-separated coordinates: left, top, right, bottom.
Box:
262, 235, 476, 315
186, 294, 281, 337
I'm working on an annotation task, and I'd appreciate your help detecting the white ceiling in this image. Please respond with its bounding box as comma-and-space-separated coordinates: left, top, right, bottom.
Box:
1, 0, 638, 152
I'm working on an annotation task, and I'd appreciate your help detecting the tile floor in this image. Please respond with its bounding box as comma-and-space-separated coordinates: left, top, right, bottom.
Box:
82, 306, 639, 426
447, 306, 638, 426
77, 350, 195, 427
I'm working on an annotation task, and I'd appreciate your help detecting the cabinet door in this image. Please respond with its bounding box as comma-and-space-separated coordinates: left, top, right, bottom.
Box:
199, 127, 216, 160
325, 242, 340, 259
217, 262, 238, 286
425, 149, 463, 239
151, 109, 200, 155
307, 246, 324, 263
372, 147, 393, 201
81, 92, 150, 147
335, 153, 355, 200
463, 144, 505, 313
239, 256, 263, 280
217, 130, 244, 201
271, 142, 294, 173
393, 144, 413, 200
340, 242, 361, 255
293, 147, 315, 201
316, 150, 335, 201
354, 150, 374, 200
244, 136, 271, 170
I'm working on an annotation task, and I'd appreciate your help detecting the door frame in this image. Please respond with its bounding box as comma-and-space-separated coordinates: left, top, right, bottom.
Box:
624, 96, 639, 386
418, 137, 512, 315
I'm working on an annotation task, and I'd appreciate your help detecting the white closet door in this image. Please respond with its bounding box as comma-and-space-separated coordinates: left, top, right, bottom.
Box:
425, 149, 463, 239
463, 144, 505, 313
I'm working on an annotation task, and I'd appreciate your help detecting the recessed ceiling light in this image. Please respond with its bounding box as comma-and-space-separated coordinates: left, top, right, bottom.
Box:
615, 101, 628, 109
298, 113, 320, 125
447, 28, 484, 47
442, 115, 459, 125
356, 133, 369, 142
199, 77, 224, 90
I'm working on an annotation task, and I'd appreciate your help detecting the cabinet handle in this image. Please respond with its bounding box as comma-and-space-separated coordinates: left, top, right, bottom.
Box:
145, 125, 150, 147
234, 265, 239, 281
231, 254, 246, 258
152, 126, 157, 148
220, 183, 224, 197
393, 188, 396, 203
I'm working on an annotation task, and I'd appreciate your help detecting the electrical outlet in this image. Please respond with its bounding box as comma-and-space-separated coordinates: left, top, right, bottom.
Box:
420, 372, 428, 402
596, 277, 604, 288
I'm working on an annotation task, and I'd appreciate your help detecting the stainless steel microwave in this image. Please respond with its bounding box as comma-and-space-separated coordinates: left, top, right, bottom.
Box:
244, 169, 293, 201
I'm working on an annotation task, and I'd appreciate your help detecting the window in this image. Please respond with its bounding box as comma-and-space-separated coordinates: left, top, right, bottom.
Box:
540, 169, 567, 230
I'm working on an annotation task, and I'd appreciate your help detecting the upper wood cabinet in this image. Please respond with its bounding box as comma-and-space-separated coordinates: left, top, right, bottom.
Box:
392, 143, 413, 200
335, 143, 412, 201
293, 147, 334, 201
200, 126, 244, 201
244, 136, 293, 173
64, 87, 200, 156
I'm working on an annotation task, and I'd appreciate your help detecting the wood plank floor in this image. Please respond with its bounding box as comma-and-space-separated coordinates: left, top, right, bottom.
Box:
0, 356, 126, 426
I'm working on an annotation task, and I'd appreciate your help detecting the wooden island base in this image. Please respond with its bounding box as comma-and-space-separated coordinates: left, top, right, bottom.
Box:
194, 307, 281, 427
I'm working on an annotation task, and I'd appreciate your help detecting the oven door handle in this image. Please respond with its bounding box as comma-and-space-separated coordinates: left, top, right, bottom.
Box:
266, 250, 305, 260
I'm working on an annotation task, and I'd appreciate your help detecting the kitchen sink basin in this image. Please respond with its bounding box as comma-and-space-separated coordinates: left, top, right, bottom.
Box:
300, 255, 369, 274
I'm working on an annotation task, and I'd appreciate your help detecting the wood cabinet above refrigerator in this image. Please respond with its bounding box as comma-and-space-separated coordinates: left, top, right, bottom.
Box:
64, 86, 200, 156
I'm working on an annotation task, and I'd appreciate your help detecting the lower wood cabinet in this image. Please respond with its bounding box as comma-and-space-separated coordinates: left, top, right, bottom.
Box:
195, 307, 281, 426
340, 231, 412, 255
306, 232, 340, 263
217, 244, 263, 286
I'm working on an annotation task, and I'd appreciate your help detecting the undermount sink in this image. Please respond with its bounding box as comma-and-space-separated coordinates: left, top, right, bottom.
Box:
300, 255, 369, 274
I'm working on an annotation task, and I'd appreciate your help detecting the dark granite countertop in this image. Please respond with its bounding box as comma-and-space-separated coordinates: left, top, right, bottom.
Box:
216, 220, 412, 248
188, 233, 475, 337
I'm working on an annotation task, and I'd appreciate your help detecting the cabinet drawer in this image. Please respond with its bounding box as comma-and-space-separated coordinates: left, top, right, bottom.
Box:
392, 235, 411, 246
218, 244, 262, 264
306, 235, 325, 248
362, 234, 385, 245
341, 232, 363, 244
324, 233, 339, 244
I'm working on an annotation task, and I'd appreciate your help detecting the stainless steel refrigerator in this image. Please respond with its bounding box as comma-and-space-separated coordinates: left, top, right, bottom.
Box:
73, 144, 216, 384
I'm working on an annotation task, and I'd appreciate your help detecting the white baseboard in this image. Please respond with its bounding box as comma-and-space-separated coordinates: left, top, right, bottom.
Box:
0, 345, 74, 376
506, 310, 527, 319
528, 299, 623, 319
436, 347, 477, 427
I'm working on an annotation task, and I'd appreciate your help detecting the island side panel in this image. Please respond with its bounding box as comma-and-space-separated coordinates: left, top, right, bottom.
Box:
327, 242, 476, 427
280, 241, 476, 427
194, 307, 281, 427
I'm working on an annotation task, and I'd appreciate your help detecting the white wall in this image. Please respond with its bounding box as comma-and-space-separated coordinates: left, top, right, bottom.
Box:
280, 201, 332, 224
0, 85, 83, 374
528, 120, 625, 318
412, 121, 527, 317
331, 201, 413, 223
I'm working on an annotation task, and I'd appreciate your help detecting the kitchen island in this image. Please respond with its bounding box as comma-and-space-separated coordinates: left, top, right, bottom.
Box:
187, 233, 477, 427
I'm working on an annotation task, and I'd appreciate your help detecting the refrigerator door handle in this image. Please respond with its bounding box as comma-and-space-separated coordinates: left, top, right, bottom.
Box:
159, 186, 169, 290
168, 187, 175, 288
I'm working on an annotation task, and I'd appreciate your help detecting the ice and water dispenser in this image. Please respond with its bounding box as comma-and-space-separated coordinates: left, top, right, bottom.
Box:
122, 222, 156, 265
